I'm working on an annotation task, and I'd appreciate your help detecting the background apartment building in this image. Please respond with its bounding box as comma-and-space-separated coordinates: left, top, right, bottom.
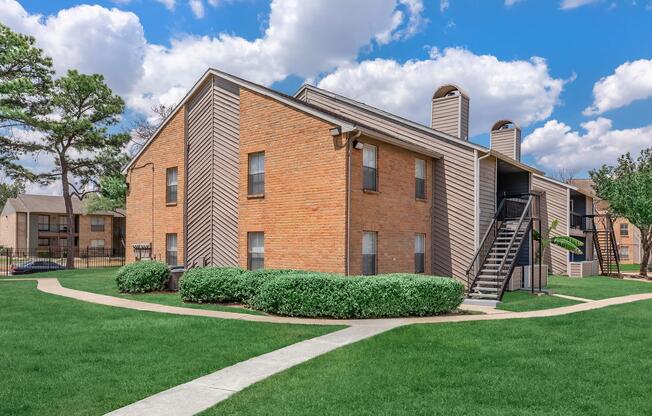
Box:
0, 194, 126, 255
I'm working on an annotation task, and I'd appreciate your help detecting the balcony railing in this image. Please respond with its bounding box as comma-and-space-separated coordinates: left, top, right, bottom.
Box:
570, 212, 593, 231
38, 225, 73, 233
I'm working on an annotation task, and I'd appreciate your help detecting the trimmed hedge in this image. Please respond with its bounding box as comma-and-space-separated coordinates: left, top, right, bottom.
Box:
179, 267, 246, 303
179, 268, 464, 318
116, 261, 170, 293
251, 273, 464, 318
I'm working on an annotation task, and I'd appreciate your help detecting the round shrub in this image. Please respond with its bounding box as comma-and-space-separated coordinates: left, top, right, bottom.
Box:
251, 273, 465, 318
115, 261, 170, 293
179, 267, 245, 303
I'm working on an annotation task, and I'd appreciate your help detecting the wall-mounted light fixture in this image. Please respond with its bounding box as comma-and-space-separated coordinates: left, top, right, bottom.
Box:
352, 139, 364, 150
329, 127, 341, 136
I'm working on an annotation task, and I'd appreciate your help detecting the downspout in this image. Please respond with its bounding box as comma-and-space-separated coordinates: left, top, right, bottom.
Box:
475, 151, 492, 250
346, 129, 362, 276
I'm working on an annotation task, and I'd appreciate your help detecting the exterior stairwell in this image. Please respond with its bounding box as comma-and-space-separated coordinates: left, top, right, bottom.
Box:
465, 195, 534, 302
587, 214, 621, 277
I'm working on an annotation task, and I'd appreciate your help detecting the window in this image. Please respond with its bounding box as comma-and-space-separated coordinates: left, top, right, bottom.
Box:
38, 238, 50, 247
620, 223, 629, 237
59, 216, 68, 232
415, 234, 425, 273
91, 216, 105, 232
247, 232, 264, 270
58, 238, 67, 247
248, 152, 265, 196
166, 167, 178, 204
38, 215, 50, 231
415, 158, 426, 199
90, 239, 105, 248
362, 231, 377, 275
619, 245, 629, 259
363, 144, 377, 191
166, 233, 178, 266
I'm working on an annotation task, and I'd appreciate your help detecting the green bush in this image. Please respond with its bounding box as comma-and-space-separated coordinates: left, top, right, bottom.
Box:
251, 272, 464, 318
179, 266, 464, 318
179, 267, 246, 303
115, 261, 170, 293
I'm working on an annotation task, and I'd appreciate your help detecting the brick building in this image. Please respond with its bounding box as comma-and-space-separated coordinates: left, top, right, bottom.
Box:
124, 69, 604, 299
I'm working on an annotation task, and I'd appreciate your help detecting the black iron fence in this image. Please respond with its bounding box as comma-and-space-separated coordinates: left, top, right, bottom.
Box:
0, 247, 125, 276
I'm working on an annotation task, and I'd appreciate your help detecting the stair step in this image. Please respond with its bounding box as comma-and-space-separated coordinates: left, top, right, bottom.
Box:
469, 292, 499, 300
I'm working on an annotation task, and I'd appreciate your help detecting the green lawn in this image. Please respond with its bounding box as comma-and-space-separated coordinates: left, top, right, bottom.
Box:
548, 275, 652, 300
620, 263, 643, 272
205, 299, 652, 416
497, 290, 580, 312
0, 280, 340, 415
24, 267, 264, 315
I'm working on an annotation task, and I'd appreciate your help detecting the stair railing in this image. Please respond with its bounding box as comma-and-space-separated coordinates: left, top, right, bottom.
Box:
464, 198, 507, 291
464, 195, 529, 293
606, 214, 622, 277
495, 195, 534, 300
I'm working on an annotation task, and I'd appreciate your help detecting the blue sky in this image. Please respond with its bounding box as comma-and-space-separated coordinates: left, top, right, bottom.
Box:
3, 0, 652, 191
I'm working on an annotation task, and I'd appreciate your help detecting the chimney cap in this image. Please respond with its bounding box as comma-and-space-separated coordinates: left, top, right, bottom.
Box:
433, 84, 469, 99
491, 119, 521, 132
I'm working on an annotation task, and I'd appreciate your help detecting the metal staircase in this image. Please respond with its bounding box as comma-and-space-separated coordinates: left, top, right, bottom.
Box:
586, 214, 621, 277
465, 195, 534, 301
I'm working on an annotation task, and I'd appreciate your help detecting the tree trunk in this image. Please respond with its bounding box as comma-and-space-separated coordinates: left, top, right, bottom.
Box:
640, 228, 652, 278
60, 163, 75, 269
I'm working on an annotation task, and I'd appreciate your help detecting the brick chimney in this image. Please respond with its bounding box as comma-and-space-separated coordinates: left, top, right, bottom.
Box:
431, 84, 470, 140
490, 120, 521, 161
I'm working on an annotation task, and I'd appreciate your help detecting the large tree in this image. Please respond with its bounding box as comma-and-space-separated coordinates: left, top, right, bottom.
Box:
590, 149, 652, 277
1, 69, 129, 268
0, 23, 53, 178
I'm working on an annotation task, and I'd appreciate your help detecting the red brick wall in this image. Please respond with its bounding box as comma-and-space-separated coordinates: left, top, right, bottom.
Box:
78, 214, 114, 250
238, 89, 347, 273
125, 107, 185, 263
348, 137, 433, 275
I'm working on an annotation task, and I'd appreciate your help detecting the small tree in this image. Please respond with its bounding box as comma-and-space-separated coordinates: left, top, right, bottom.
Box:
85, 175, 127, 215
129, 104, 173, 155
2, 70, 129, 268
0, 178, 25, 210
591, 149, 652, 277
534, 219, 584, 264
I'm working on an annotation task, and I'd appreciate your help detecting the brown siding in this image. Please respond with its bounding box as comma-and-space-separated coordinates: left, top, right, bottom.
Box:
533, 175, 569, 275
300, 88, 476, 281
478, 156, 496, 240
491, 128, 521, 160
431, 95, 460, 137
348, 137, 433, 275
185, 75, 240, 267
125, 107, 186, 263
238, 88, 347, 273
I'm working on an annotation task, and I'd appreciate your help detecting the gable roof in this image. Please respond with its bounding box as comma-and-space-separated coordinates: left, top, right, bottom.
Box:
123, 69, 358, 173
3, 194, 124, 217
124, 68, 543, 176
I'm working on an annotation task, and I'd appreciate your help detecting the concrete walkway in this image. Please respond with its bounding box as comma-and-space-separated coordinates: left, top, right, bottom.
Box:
6, 277, 652, 416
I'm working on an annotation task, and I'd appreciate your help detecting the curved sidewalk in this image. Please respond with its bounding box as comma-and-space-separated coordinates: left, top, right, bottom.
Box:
7, 277, 652, 326
5, 277, 652, 416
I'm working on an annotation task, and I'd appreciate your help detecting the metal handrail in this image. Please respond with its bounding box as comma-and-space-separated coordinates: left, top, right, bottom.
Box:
464, 195, 530, 291
495, 195, 533, 293
465, 198, 508, 278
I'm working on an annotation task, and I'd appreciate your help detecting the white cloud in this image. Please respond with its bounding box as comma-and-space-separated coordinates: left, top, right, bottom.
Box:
440, 0, 450, 13
504, 0, 522, 5
130, 0, 426, 114
155, 0, 176, 10
560, 0, 601, 9
522, 117, 652, 171
584, 59, 652, 115
0, 0, 426, 118
316, 47, 567, 136
0, 1, 147, 97
189, 0, 205, 18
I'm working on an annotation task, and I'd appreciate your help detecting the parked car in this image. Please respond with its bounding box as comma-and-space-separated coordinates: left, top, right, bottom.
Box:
10, 261, 65, 275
